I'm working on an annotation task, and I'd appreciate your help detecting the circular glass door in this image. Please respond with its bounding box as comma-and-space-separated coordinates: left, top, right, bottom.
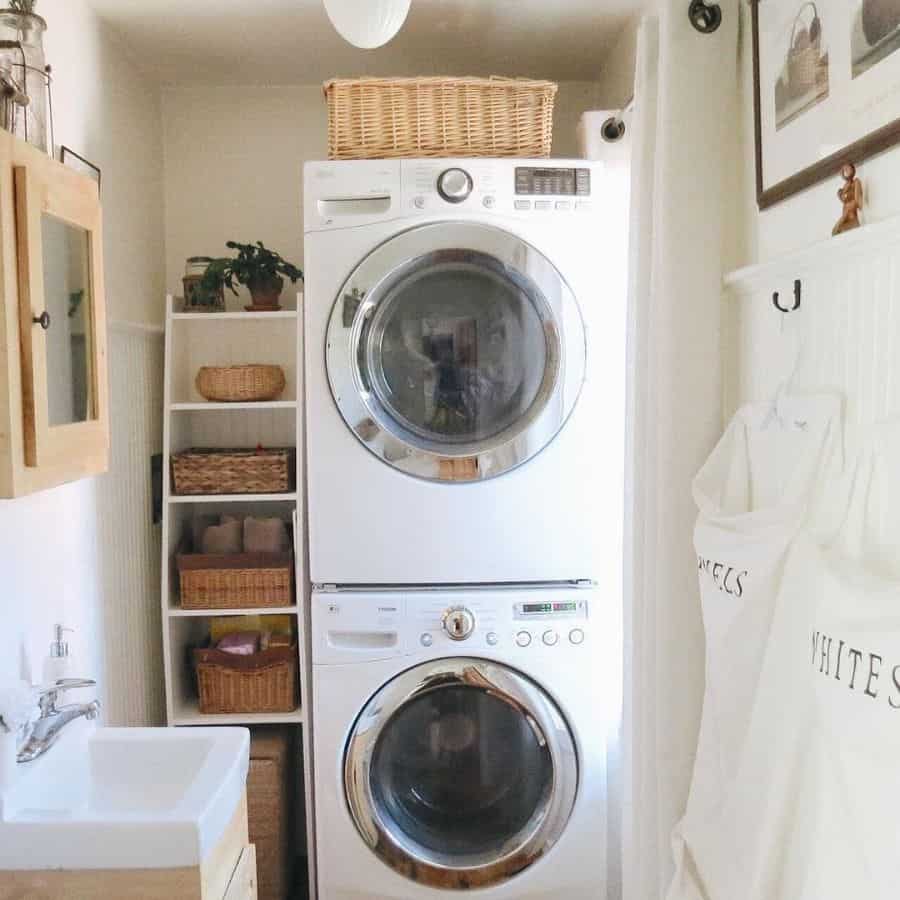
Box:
344, 659, 579, 890
327, 222, 586, 482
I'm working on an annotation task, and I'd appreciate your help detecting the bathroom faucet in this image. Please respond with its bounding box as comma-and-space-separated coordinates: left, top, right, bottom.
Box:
17, 679, 101, 763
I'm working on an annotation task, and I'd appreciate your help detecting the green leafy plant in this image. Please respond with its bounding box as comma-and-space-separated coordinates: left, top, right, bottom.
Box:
201, 241, 303, 299
9, 1, 38, 14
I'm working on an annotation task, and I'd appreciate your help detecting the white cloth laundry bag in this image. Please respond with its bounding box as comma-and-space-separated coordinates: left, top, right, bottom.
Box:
688, 424, 900, 900
667, 395, 844, 900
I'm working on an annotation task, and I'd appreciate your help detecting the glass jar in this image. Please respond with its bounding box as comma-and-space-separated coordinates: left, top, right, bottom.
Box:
0, 10, 49, 153
182, 256, 224, 312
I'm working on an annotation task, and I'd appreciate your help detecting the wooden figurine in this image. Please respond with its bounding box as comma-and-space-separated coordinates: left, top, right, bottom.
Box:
832, 163, 863, 236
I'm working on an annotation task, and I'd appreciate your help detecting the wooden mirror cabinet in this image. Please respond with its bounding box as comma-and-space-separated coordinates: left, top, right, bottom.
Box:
0, 132, 109, 497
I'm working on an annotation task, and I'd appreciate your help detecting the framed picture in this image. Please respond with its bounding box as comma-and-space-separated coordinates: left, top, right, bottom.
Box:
752, 0, 900, 209
60, 146, 102, 192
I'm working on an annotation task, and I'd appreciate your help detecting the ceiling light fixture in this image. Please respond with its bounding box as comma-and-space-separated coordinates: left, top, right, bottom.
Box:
323, 0, 411, 49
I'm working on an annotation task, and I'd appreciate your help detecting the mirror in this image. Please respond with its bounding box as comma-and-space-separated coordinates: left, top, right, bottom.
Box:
40, 214, 93, 427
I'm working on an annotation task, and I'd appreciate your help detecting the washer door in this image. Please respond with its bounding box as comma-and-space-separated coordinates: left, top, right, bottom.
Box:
344, 658, 579, 890
326, 222, 586, 482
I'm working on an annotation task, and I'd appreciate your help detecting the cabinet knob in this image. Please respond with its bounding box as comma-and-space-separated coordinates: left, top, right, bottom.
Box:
32, 311, 51, 330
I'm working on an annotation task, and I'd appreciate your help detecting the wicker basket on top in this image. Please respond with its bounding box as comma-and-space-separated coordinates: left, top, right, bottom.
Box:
324, 76, 558, 160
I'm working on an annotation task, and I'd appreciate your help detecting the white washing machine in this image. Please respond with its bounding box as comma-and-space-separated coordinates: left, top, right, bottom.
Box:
311, 584, 618, 899
303, 159, 627, 586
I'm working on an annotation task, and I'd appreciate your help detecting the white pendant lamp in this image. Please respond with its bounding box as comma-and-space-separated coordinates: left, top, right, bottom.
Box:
323, 0, 411, 49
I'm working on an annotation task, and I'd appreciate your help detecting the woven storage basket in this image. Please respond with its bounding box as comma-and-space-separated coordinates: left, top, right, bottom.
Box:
196, 364, 286, 403
194, 645, 298, 714
177, 549, 294, 610
249, 729, 294, 900
324, 76, 557, 160
171, 448, 293, 496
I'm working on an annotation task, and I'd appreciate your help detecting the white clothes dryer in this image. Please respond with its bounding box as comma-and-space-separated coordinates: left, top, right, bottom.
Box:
303, 159, 627, 585
311, 583, 618, 899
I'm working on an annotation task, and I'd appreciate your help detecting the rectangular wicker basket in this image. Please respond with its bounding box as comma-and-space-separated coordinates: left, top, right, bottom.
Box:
177, 549, 294, 610
171, 448, 294, 496
324, 76, 558, 160
194, 644, 298, 715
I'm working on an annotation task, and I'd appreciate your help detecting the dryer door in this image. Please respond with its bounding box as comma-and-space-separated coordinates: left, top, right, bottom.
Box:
344, 658, 579, 889
326, 222, 586, 482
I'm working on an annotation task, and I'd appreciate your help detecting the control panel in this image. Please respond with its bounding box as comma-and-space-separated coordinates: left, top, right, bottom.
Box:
312, 587, 594, 664
414, 594, 589, 652
399, 159, 596, 215
515, 167, 591, 197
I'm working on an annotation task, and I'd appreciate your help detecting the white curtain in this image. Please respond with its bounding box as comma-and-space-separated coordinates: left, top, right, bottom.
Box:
622, 4, 740, 898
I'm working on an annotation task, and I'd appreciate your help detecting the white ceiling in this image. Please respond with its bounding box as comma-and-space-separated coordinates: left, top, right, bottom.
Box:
87, 0, 644, 85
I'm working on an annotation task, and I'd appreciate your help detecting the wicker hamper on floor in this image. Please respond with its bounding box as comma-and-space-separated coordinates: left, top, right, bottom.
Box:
324, 76, 557, 160
194, 644, 298, 714
249, 728, 294, 900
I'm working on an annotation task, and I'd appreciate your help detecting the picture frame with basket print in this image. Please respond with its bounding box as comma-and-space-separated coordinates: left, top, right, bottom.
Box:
752, 0, 900, 209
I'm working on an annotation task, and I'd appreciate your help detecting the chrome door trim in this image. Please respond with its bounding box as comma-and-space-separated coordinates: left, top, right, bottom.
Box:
326, 222, 586, 482
344, 658, 579, 890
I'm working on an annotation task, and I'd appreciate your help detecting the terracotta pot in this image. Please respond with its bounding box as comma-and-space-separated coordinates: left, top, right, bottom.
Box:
247, 275, 284, 310
863, 0, 900, 46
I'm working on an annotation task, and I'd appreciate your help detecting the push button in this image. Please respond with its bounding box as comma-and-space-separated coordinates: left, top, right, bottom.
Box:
514, 199, 531, 211
542, 629, 559, 646
515, 630, 532, 648
486, 632, 499, 646
482, 196, 496, 209
420, 633, 434, 647
535, 200, 553, 211
555, 201, 571, 211
569, 628, 585, 645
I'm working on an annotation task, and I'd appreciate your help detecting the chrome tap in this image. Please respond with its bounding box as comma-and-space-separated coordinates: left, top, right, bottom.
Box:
17, 679, 100, 763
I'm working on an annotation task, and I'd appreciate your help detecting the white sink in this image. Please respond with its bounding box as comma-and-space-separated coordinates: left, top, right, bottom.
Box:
0, 720, 249, 870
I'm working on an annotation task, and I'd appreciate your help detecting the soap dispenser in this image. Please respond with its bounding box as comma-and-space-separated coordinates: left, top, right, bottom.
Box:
42, 624, 75, 684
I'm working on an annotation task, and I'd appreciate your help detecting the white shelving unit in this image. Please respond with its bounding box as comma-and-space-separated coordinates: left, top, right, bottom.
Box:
159, 293, 316, 897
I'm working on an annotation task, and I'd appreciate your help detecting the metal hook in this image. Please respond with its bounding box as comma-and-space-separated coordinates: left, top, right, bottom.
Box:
772, 279, 802, 313
688, 0, 723, 34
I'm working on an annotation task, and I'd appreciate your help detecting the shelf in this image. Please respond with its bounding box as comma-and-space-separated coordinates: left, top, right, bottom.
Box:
170, 401, 297, 411
169, 605, 299, 617
168, 492, 298, 504
171, 310, 298, 321
171, 700, 304, 727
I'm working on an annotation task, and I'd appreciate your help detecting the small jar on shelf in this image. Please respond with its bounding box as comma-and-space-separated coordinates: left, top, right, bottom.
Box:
182, 256, 225, 313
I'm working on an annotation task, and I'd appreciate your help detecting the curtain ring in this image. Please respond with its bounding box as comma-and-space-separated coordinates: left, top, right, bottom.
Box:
601, 116, 626, 143
688, 0, 723, 34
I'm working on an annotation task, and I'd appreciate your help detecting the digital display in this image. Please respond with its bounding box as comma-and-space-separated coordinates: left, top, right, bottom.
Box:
523, 602, 553, 614
515, 167, 591, 196
520, 601, 579, 615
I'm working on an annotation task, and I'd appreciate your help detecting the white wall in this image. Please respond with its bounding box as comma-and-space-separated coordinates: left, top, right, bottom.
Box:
161, 81, 607, 295
738, 3, 900, 265
598, 19, 639, 110
0, 0, 165, 717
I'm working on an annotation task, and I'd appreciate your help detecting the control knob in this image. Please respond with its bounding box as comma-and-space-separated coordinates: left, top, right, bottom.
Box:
437, 168, 473, 204
442, 606, 476, 641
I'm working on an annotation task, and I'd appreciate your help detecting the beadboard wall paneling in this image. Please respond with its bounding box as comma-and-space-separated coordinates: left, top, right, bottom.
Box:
723, 217, 900, 426
95, 323, 165, 726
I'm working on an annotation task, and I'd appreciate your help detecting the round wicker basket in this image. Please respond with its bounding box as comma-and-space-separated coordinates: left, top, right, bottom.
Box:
196, 365, 286, 402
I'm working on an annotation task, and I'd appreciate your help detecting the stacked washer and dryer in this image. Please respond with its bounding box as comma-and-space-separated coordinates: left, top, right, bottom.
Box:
303, 158, 626, 899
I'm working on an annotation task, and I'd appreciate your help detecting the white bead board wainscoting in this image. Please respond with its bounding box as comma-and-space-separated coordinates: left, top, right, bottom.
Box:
96, 321, 166, 726
723, 214, 900, 426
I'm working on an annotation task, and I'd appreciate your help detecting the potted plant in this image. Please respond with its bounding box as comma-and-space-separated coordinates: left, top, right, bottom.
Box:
202, 241, 303, 312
